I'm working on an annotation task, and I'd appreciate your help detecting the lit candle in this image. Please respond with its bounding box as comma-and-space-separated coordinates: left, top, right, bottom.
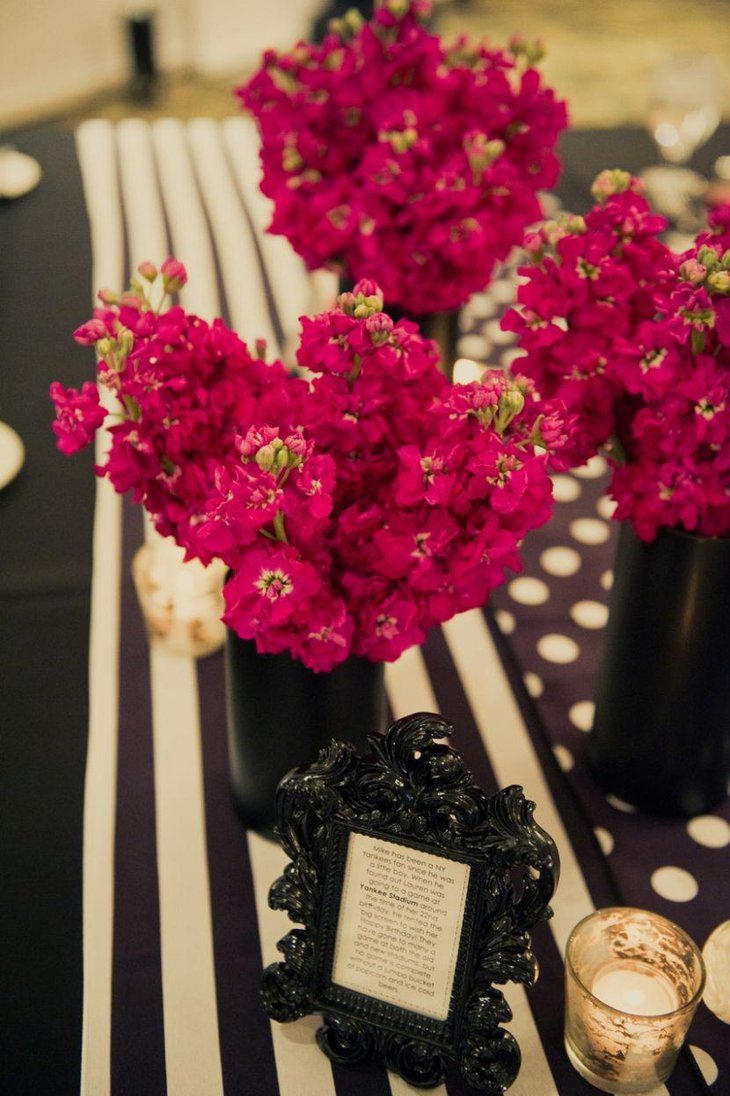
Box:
564, 908, 705, 1094
591, 960, 679, 1016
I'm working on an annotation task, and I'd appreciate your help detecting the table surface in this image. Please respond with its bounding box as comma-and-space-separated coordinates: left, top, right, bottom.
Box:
1, 119, 728, 1096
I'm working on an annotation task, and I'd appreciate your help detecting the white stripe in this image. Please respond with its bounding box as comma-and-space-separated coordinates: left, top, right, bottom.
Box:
221, 116, 313, 342
187, 117, 278, 350
247, 833, 338, 1096
116, 119, 224, 1095
149, 652, 224, 1096
150, 118, 221, 319
76, 119, 124, 1096
116, 119, 169, 267
385, 644, 439, 717
385, 644, 558, 1096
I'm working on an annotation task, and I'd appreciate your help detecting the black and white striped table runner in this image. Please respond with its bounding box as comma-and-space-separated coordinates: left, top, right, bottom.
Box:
71, 118, 724, 1096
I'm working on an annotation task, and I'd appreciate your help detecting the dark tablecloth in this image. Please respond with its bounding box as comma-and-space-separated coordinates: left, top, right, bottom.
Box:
1, 119, 728, 1096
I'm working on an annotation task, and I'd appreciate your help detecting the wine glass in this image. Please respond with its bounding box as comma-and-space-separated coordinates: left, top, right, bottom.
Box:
642, 54, 722, 236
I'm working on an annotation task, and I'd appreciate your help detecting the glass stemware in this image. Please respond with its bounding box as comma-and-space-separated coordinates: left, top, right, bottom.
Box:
642, 54, 722, 234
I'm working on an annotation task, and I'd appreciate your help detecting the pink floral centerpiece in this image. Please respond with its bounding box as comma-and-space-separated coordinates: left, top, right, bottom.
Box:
503, 171, 730, 541
237, 0, 567, 315
52, 261, 571, 672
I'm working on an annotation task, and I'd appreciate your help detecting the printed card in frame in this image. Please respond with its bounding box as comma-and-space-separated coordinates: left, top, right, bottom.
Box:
261, 713, 559, 1093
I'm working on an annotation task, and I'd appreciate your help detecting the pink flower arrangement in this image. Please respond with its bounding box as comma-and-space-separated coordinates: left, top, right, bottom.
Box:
52, 262, 570, 671
237, 0, 567, 315
503, 170, 730, 541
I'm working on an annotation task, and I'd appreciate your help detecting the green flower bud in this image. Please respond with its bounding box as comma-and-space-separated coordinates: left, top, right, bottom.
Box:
255, 446, 274, 472
707, 269, 730, 293
590, 169, 633, 204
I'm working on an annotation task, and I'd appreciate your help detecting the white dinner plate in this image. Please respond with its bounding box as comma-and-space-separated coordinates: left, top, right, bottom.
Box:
0, 421, 25, 489
0, 148, 42, 199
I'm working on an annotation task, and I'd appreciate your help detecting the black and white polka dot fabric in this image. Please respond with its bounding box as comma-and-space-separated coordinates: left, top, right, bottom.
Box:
461, 260, 730, 1091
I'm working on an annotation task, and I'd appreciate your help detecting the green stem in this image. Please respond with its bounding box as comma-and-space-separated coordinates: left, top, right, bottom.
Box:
272, 510, 289, 544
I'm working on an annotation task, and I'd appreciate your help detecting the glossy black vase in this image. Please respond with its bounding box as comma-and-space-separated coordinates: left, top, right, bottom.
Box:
225, 633, 386, 835
588, 523, 730, 816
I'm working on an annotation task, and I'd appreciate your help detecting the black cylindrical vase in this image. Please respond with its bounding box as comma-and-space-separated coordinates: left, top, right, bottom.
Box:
588, 522, 730, 817
225, 633, 386, 835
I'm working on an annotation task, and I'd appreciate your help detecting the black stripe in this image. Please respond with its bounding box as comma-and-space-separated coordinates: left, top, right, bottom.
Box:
111, 500, 167, 1095
196, 651, 281, 1096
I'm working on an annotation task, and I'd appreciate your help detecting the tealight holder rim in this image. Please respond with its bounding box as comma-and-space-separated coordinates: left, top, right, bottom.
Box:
565, 905, 706, 1021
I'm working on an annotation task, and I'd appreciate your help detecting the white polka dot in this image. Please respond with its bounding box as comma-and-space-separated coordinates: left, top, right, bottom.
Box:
569, 700, 595, 732
485, 318, 515, 345
552, 474, 582, 503
570, 518, 611, 546
457, 334, 490, 360
600, 569, 614, 591
702, 921, 730, 1023
651, 866, 699, 903
523, 672, 544, 698
687, 815, 730, 848
508, 576, 550, 606
606, 793, 637, 813
573, 454, 608, 479
494, 609, 516, 635
469, 292, 498, 319
596, 495, 616, 520
594, 826, 614, 855
537, 633, 580, 664
690, 1047, 719, 1086
540, 546, 582, 577
570, 600, 609, 630
453, 357, 485, 385
553, 744, 574, 772
491, 278, 517, 304
500, 347, 525, 368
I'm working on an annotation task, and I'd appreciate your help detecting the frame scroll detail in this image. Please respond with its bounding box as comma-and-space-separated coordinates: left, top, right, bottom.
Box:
260, 712, 559, 1093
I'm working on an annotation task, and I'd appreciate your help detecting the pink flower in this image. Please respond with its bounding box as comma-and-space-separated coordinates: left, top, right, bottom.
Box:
53, 266, 565, 667
50, 381, 107, 454
73, 318, 110, 346
236, 2, 566, 313
507, 173, 730, 539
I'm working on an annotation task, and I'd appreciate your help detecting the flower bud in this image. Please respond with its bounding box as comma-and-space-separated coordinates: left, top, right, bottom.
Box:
73, 318, 108, 346
338, 291, 357, 315
117, 328, 135, 358
707, 269, 730, 293
97, 288, 119, 305
680, 258, 707, 285
352, 278, 382, 300
160, 257, 188, 293
137, 260, 158, 282
255, 445, 275, 472
365, 312, 394, 346
697, 245, 720, 270
254, 338, 267, 360
120, 291, 145, 308
590, 169, 634, 203
282, 146, 303, 172
96, 338, 113, 358
500, 387, 526, 419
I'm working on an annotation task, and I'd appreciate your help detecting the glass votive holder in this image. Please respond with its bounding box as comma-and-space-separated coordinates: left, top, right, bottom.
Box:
564, 907, 705, 1094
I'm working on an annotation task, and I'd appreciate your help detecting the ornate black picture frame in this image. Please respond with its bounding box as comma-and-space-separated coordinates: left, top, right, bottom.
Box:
261, 712, 560, 1093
